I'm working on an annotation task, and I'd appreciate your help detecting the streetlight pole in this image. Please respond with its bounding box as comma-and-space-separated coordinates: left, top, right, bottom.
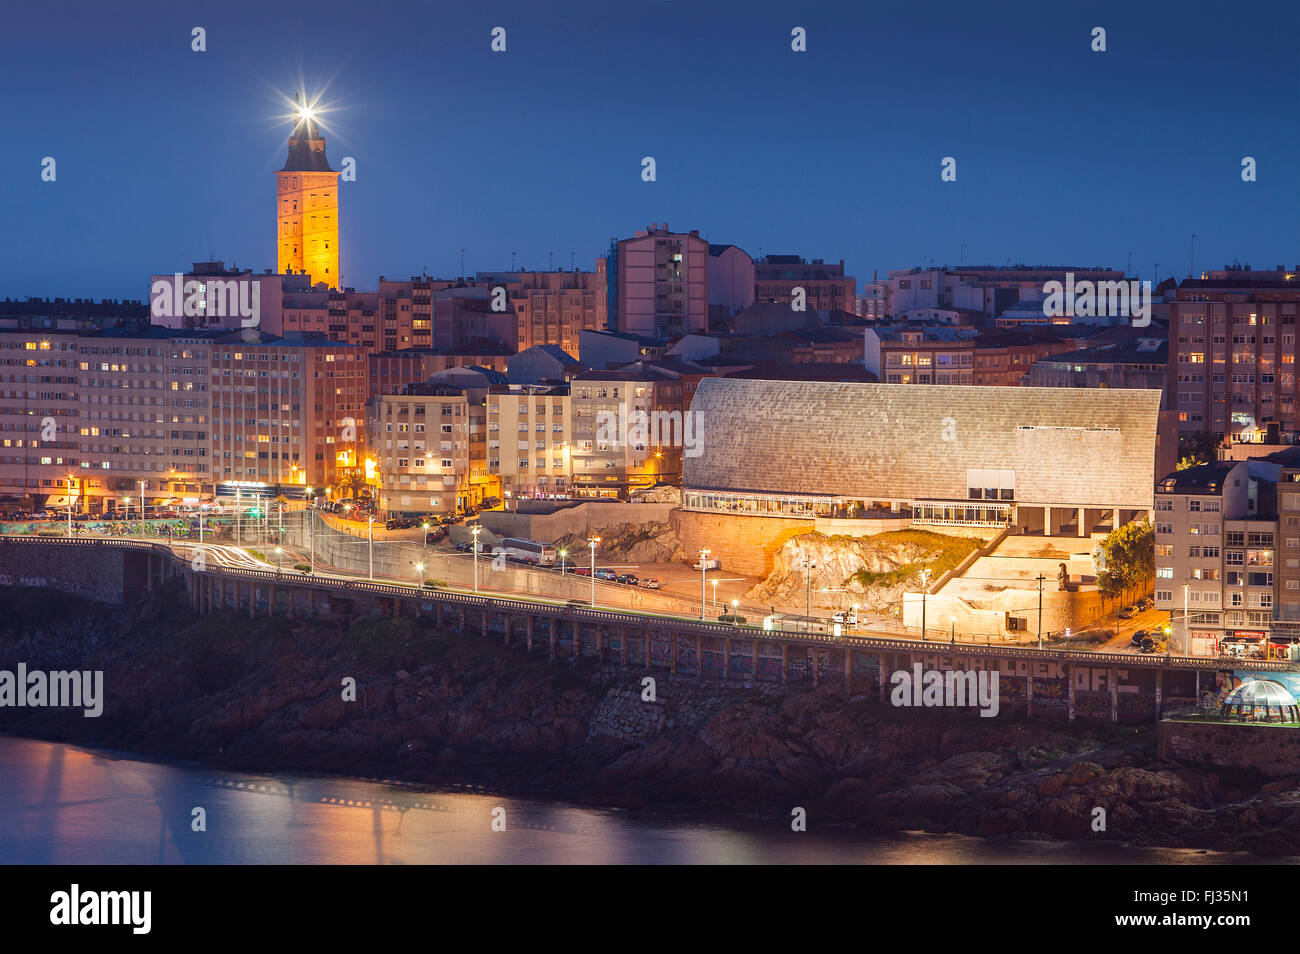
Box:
803, 558, 816, 632
235, 487, 241, 545
951, 615, 956, 647
588, 536, 600, 607
473, 525, 483, 593
1036, 572, 1045, 649
559, 549, 567, 575
306, 487, 314, 573
920, 567, 931, 641
275, 546, 282, 575
711, 578, 719, 614
1181, 582, 1189, 656
139, 479, 146, 520
65, 476, 73, 539
699, 548, 711, 620
367, 515, 374, 580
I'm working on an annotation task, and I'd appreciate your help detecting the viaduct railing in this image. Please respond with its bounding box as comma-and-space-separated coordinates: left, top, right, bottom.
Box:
2, 535, 1296, 674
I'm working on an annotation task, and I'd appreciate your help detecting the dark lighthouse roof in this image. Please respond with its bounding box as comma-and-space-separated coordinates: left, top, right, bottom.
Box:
280, 94, 336, 173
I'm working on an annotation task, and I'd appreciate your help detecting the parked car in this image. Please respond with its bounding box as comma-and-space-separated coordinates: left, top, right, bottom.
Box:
693, 557, 720, 571
594, 569, 618, 582
615, 573, 638, 585
453, 542, 473, 553
574, 567, 591, 576
1130, 629, 1147, 646
640, 578, 661, 589
1117, 606, 1136, 619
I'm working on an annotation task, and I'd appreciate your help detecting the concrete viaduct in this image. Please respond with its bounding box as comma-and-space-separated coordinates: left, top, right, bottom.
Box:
2, 536, 1294, 724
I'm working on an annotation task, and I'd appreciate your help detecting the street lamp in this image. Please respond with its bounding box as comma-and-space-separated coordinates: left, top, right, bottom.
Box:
588, 536, 600, 607
699, 548, 712, 620
65, 475, 74, 539
306, 487, 314, 572
1036, 572, 1045, 649
472, 525, 483, 593
920, 567, 932, 641
559, 548, 567, 574
803, 558, 817, 632
711, 577, 719, 613
275, 546, 283, 575
139, 479, 146, 520
416, 561, 424, 584
367, 514, 375, 580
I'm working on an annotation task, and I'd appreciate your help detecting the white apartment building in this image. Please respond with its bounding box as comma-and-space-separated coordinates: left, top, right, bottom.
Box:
487, 384, 572, 501
1154, 459, 1280, 655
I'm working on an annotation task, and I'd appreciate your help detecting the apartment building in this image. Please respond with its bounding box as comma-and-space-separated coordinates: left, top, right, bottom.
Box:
707, 244, 755, 325
367, 341, 514, 402
569, 368, 680, 498
1154, 460, 1278, 656
607, 224, 710, 339
885, 265, 1128, 326
208, 330, 365, 495
0, 329, 84, 507
370, 383, 493, 517
863, 322, 1100, 385
475, 268, 607, 355
77, 326, 216, 506
0, 324, 362, 510
753, 255, 857, 314
487, 384, 572, 501
1166, 266, 1300, 447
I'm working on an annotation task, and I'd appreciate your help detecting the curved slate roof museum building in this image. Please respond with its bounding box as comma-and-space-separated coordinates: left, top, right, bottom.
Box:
682, 378, 1162, 538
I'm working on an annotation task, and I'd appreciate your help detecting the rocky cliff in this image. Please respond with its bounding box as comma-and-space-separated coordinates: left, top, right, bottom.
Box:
747, 530, 982, 612
554, 522, 687, 565
0, 582, 1296, 855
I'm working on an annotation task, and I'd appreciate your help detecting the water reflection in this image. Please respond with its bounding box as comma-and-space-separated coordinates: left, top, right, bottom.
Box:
0, 737, 1271, 865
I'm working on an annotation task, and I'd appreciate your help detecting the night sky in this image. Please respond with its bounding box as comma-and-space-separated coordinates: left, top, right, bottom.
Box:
2, 0, 1296, 300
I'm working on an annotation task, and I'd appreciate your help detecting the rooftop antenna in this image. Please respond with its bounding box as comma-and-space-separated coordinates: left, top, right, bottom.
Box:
511, 251, 517, 272
549, 250, 554, 271
1190, 234, 1197, 279
460, 248, 465, 281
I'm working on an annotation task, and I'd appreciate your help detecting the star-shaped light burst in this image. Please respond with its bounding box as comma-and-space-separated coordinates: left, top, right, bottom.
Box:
277, 86, 340, 137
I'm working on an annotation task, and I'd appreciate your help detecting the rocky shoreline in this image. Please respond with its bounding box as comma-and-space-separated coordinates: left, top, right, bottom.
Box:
2, 582, 1299, 856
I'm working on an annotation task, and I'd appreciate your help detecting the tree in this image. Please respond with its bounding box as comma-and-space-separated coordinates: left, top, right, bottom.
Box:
1177, 431, 1221, 471
1097, 519, 1155, 606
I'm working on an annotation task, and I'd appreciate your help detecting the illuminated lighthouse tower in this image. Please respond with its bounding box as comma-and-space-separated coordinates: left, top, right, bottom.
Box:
277, 95, 339, 287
